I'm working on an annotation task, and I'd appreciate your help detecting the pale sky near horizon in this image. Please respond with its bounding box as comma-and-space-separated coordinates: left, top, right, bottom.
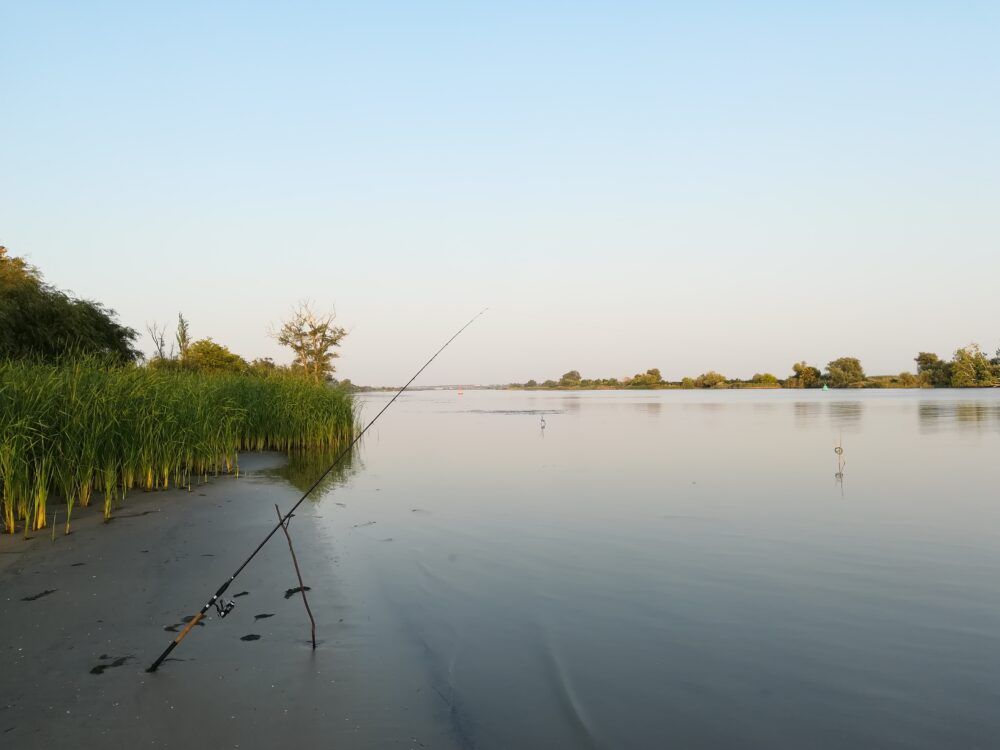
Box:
2, 3, 998, 385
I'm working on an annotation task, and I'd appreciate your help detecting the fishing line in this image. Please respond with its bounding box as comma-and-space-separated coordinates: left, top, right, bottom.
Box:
146, 308, 487, 672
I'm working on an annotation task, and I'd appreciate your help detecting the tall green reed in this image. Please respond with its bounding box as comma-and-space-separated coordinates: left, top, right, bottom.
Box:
0, 358, 355, 535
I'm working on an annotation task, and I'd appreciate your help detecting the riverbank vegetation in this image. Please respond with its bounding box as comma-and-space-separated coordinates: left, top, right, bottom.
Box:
0, 248, 357, 536
0, 359, 356, 536
510, 347, 1000, 390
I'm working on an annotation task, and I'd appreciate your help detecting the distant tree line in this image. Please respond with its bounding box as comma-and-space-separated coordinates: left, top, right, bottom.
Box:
510, 348, 1000, 390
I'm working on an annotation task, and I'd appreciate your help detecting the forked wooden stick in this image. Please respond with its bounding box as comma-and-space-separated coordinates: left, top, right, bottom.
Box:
275, 504, 317, 648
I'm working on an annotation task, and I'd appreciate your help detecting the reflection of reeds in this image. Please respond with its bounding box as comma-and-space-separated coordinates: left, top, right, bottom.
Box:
275, 444, 360, 497
0, 358, 356, 535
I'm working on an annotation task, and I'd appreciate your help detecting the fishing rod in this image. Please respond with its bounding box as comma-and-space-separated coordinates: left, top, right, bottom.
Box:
146, 309, 487, 672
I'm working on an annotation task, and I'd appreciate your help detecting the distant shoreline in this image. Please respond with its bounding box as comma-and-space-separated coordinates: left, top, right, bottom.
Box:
352, 383, 1000, 392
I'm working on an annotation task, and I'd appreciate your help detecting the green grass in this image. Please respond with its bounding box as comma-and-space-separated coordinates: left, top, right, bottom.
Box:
0, 358, 356, 535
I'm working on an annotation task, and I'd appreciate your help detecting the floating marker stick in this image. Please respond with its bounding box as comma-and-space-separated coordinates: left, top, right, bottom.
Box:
146, 309, 487, 672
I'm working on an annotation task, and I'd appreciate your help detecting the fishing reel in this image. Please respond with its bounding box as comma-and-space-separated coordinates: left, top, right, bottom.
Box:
214, 598, 236, 619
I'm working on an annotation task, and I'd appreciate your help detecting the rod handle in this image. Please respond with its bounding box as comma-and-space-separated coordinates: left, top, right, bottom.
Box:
146, 611, 205, 672
174, 611, 204, 642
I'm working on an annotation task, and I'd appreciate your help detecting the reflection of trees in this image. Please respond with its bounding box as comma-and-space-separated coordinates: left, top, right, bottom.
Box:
919, 402, 1000, 433
828, 401, 863, 430
956, 404, 996, 423
276, 443, 361, 499
559, 397, 582, 412
639, 401, 662, 416
793, 401, 822, 428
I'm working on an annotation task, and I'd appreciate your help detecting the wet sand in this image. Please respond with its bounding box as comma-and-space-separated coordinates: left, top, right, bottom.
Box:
0, 453, 459, 749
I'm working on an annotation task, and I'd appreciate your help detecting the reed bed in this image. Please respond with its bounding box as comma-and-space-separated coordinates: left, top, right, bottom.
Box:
0, 359, 356, 535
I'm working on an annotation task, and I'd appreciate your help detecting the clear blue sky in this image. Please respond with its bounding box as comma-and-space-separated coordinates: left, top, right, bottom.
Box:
2, 2, 998, 384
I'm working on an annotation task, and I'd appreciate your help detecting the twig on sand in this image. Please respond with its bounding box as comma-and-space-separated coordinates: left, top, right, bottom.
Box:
274, 504, 316, 648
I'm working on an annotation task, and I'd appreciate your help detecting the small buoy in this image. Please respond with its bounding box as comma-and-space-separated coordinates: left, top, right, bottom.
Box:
822, 384, 829, 391
458, 389, 463, 396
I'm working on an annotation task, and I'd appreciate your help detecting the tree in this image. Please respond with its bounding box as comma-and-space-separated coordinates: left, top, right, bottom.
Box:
915, 352, 951, 387
680, 377, 696, 389
175, 313, 191, 359
559, 370, 582, 386
525, 379, 538, 388
826, 357, 865, 388
146, 321, 171, 361
249, 357, 280, 375
694, 371, 727, 388
183, 338, 248, 373
751, 372, 778, 385
627, 368, 664, 388
276, 302, 347, 382
0, 246, 139, 362
788, 361, 821, 388
950, 344, 995, 388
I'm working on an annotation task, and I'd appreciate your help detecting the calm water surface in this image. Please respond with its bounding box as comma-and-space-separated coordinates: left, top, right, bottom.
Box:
311, 389, 1000, 748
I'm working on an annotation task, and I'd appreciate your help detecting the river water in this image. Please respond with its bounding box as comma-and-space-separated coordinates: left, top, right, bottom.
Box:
309, 389, 1000, 748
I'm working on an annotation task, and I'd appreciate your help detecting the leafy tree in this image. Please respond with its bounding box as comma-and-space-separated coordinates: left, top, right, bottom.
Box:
559, 370, 582, 386
0, 246, 138, 362
524, 379, 538, 388
788, 361, 821, 388
694, 371, 727, 388
627, 368, 663, 388
680, 377, 696, 389
542, 379, 558, 388
276, 302, 348, 383
915, 352, 951, 387
249, 357, 280, 375
751, 372, 778, 385
950, 344, 995, 387
826, 357, 865, 388
183, 338, 248, 372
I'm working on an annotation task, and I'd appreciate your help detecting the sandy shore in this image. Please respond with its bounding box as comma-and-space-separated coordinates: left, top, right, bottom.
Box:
0, 453, 459, 749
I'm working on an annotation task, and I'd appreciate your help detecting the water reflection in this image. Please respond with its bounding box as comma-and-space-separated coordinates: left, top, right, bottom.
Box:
559, 397, 582, 413
275, 444, 361, 497
834, 437, 847, 497
793, 401, 822, 428
828, 400, 863, 430
332, 389, 1000, 750
636, 400, 662, 417
919, 401, 1000, 433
